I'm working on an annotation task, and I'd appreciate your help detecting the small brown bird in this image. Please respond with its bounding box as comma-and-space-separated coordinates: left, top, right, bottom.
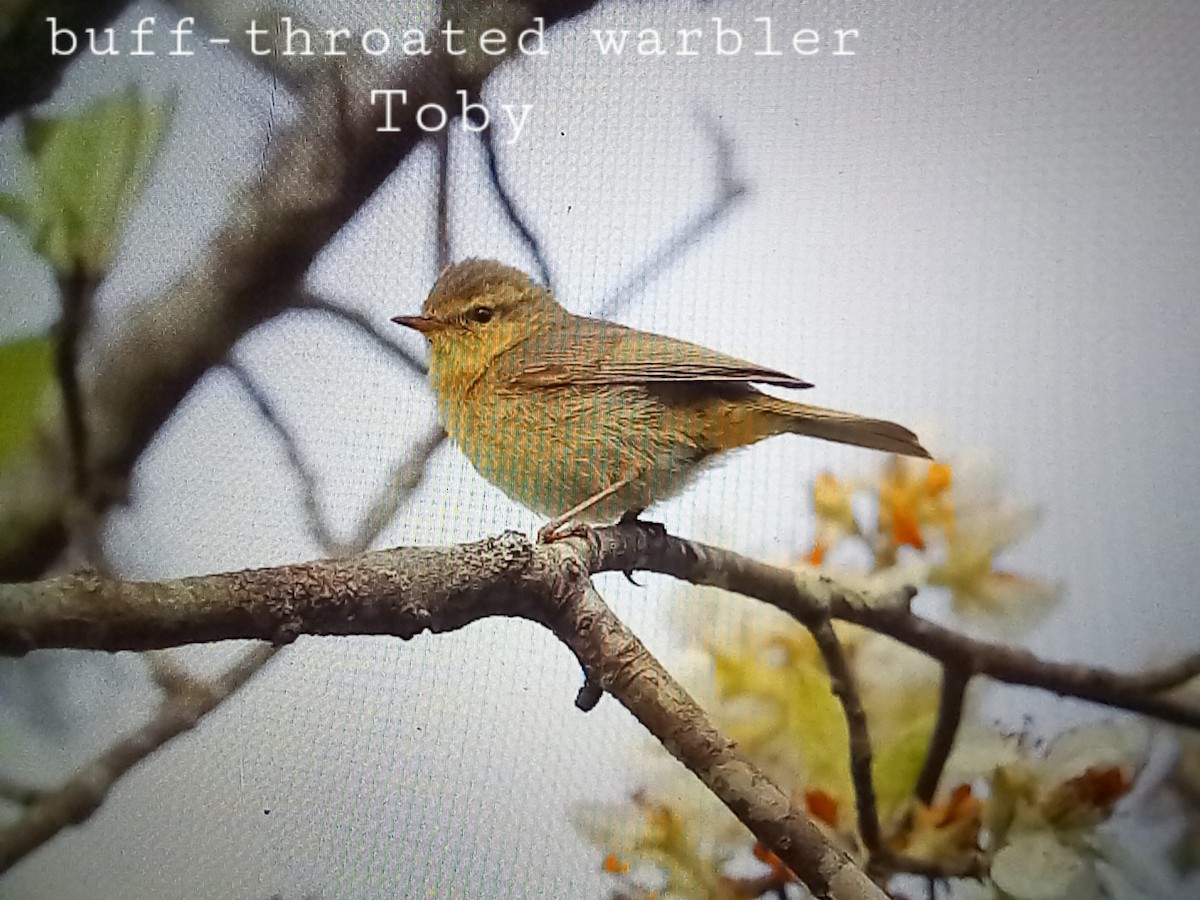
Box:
394, 259, 929, 537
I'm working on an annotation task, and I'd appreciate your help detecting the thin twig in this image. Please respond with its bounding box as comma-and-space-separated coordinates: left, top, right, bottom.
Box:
561, 580, 886, 900
914, 665, 971, 805
436, 128, 452, 270
479, 107, 552, 286
225, 360, 338, 553
0, 774, 41, 807
346, 425, 447, 553
9, 525, 1200, 737
54, 272, 112, 572
144, 650, 200, 698
594, 112, 747, 318
1123, 652, 1200, 693
808, 616, 883, 855
588, 524, 1200, 732
293, 290, 427, 376
0, 644, 277, 871
54, 273, 96, 498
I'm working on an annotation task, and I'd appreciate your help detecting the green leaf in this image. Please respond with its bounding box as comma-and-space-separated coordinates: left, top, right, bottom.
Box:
0, 334, 54, 465
4, 88, 172, 278
872, 706, 937, 817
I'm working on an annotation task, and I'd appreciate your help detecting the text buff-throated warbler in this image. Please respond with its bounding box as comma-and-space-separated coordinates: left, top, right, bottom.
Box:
394, 259, 929, 538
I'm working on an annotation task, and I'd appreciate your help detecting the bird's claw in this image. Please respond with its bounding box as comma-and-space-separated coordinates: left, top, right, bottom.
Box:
618, 509, 667, 538
537, 519, 596, 545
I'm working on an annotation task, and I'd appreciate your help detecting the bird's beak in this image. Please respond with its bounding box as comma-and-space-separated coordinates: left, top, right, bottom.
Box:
391, 314, 447, 336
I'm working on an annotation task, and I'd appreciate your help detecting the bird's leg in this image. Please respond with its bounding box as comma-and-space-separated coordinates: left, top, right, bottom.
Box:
537, 477, 634, 544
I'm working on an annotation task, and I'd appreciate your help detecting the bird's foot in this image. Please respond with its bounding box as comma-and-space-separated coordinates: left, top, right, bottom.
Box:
615, 509, 664, 585
537, 517, 596, 546
618, 508, 667, 538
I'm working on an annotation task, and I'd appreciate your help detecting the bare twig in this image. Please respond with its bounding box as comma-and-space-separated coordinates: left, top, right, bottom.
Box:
0, 644, 277, 870
0, 774, 41, 807
808, 616, 882, 856
53, 273, 98, 499
346, 424, 447, 553
560, 578, 885, 900
479, 107, 552, 286
225, 360, 338, 553
914, 664, 971, 806
7, 524, 1200, 734
436, 128, 452, 270
292, 291, 427, 376
588, 525, 1200, 732
1124, 652, 1200, 693
9, 521, 1195, 887
53, 271, 110, 571
594, 112, 747, 318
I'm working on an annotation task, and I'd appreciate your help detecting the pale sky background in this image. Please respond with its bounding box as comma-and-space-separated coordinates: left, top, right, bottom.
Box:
3, 1, 1200, 898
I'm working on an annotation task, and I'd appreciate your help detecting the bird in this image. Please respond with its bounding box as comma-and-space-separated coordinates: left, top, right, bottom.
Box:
393, 258, 929, 539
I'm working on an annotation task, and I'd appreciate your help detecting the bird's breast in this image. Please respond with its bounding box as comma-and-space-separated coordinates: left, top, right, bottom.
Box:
436, 380, 713, 520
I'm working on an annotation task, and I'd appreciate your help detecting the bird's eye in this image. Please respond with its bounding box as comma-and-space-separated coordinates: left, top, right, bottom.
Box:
470, 306, 494, 324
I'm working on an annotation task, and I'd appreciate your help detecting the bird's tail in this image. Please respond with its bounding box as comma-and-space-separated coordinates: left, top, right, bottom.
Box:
759, 397, 931, 459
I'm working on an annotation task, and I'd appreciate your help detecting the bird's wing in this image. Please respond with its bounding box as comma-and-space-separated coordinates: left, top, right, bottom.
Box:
497, 317, 813, 389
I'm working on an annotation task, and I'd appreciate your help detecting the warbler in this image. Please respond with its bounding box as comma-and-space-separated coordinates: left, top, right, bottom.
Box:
394, 259, 929, 536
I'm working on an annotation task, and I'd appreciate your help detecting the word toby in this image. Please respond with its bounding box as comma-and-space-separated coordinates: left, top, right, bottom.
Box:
371, 90, 533, 144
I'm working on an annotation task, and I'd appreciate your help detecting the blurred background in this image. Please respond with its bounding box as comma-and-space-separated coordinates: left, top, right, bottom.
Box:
2, 0, 1199, 897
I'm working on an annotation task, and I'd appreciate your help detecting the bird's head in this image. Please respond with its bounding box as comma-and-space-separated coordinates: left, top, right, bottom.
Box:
393, 258, 563, 394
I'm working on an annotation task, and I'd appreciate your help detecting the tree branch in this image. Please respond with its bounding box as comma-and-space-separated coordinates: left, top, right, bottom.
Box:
593, 112, 747, 318
0, 774, 41, 807
344, 424, 447, 553
225, 359, 339, 553
808, 616, 882, 856
292, 290, 427, 376
53, 272, 98, 501
913, 664, 971, 806
6, 524, 1193, 886
436, 126, 452, 270
6, 524, 1199, 735
555, 578, 885, 900
478, 105, 553, 286
590, 525, 1200, 731
53, 271, 109, 571
0, 643, 277, 871
0, 533, 883, 899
